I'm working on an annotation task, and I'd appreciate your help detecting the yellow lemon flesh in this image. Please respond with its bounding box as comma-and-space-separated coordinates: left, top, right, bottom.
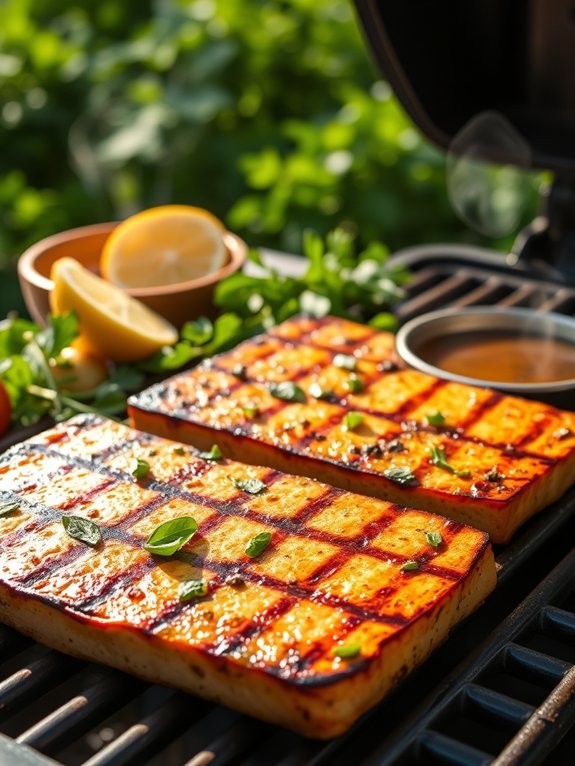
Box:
50, 258, 178, 363
100, 205, 227, 289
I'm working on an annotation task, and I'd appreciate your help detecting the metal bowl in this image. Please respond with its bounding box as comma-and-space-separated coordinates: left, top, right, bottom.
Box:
395, 306, 575, 408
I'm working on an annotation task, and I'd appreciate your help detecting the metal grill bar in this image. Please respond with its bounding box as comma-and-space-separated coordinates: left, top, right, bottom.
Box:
0, 651, 74, 710
491, 665, 575, 766
81, 693, 190, 766
540, 605, 575, 636
462, 685, 534, 729
16, 672, 138, 751
503, 645, 571, 686
416, 730, 493, 766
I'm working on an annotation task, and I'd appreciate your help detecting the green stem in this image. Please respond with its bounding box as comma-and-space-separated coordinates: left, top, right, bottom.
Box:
24, 334, 63, 414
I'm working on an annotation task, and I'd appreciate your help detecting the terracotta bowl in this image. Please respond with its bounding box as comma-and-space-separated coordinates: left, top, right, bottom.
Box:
18, 221, 248, 328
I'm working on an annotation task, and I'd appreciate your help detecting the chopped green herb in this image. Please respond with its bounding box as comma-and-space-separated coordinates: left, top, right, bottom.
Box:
309, 382, 334, 400
425, 411, 446, 426
179, 579, 209, 601
62, 515, 102, 546
198, 444, 223, 461
425, 531, 443, 548
345, 374, 364, 393
246, 531, 272, 558
242, 404, 260, 418
384, 466, 416, 485
0, 500, 19, 518
232, 363, 248, 380
232, 477, 267, 495
132, 457, 150, 480
172, 446, 186, 456
484, 467, 505, 483
401, 560, 420, 572
268, 381, 306, 403
144, 516, 198, 557
429, 445, 471, 478
333, 353, 357, 371
181, 317, 213, 346
333, 643, 361, 659
342, 411, 364, 431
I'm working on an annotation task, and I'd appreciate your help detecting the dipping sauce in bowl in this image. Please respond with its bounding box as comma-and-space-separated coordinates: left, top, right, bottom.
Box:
396, 307, 575, 408
418, 330, 575, 384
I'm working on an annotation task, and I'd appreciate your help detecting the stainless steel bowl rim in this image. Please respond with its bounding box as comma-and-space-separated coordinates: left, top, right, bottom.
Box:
395, 306, 575, 394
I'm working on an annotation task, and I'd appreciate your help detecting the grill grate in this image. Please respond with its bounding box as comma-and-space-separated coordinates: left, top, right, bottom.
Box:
2, 245, 575, 766
391, 244, 575, 324
358, 546, 575, 766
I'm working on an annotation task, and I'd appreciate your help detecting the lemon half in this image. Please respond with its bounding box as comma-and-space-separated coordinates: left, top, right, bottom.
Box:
100, 205, 226, 289
50, 258, 178, 363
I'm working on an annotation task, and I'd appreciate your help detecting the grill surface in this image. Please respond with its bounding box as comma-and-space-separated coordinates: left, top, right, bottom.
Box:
2, 245, 575, 766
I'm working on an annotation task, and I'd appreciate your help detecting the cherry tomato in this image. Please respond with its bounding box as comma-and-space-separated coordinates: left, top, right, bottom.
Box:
0, 380, 11, 437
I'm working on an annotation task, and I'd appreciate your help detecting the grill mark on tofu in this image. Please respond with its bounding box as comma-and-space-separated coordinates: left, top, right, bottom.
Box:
0, 414, 494, 734
128, 316, 575, 543
207, 596, 296, 657
457, 390, 503, 430
137, 320, 570, 465
1, 446, 471, 583
0, 431, 487, 642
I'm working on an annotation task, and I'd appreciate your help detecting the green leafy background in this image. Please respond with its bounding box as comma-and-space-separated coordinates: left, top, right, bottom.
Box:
0, 0, 540, 317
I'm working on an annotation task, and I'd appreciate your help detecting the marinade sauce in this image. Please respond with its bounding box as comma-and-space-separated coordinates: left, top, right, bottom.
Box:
418, 330, 575, 384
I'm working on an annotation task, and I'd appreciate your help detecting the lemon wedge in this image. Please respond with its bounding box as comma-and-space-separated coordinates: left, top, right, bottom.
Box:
100, 205, 227, 289
50, 258, 178, 363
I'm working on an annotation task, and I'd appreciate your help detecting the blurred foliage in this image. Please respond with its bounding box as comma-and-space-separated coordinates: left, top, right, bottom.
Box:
0, 0, 541, 285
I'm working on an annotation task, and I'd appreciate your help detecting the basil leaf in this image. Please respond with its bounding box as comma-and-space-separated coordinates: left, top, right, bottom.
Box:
173, 446, 186, 455
179, 579, 209, 601
333, 353, 357, 371
401, 560, 419, 572
425, 531, 443, 548
242, 404, 260, 418
181, 317, 214, 346
429, 445, 471, 478
0, 500, 20, 518
132, 457, 150, 479
425, 411, 446, 426
144, 516, 198, 556
198, 444, 222, 461
309, 383, 334, 400
342, 411, 364, 431
233, 477, 267, 495
268, 381, 306, 403
62, 515, 102, 546
333, 643, 361, 659
384, 466, 416, 485
246, 531, 272, 558
345, 373, 364, 393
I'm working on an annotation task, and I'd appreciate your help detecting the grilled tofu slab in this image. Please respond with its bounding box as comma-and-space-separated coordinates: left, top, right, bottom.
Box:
129, 315, 575, 543
0, 416, 495, 738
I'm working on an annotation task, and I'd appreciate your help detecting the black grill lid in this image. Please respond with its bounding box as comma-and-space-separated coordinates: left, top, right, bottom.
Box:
353, 0, 575, 173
